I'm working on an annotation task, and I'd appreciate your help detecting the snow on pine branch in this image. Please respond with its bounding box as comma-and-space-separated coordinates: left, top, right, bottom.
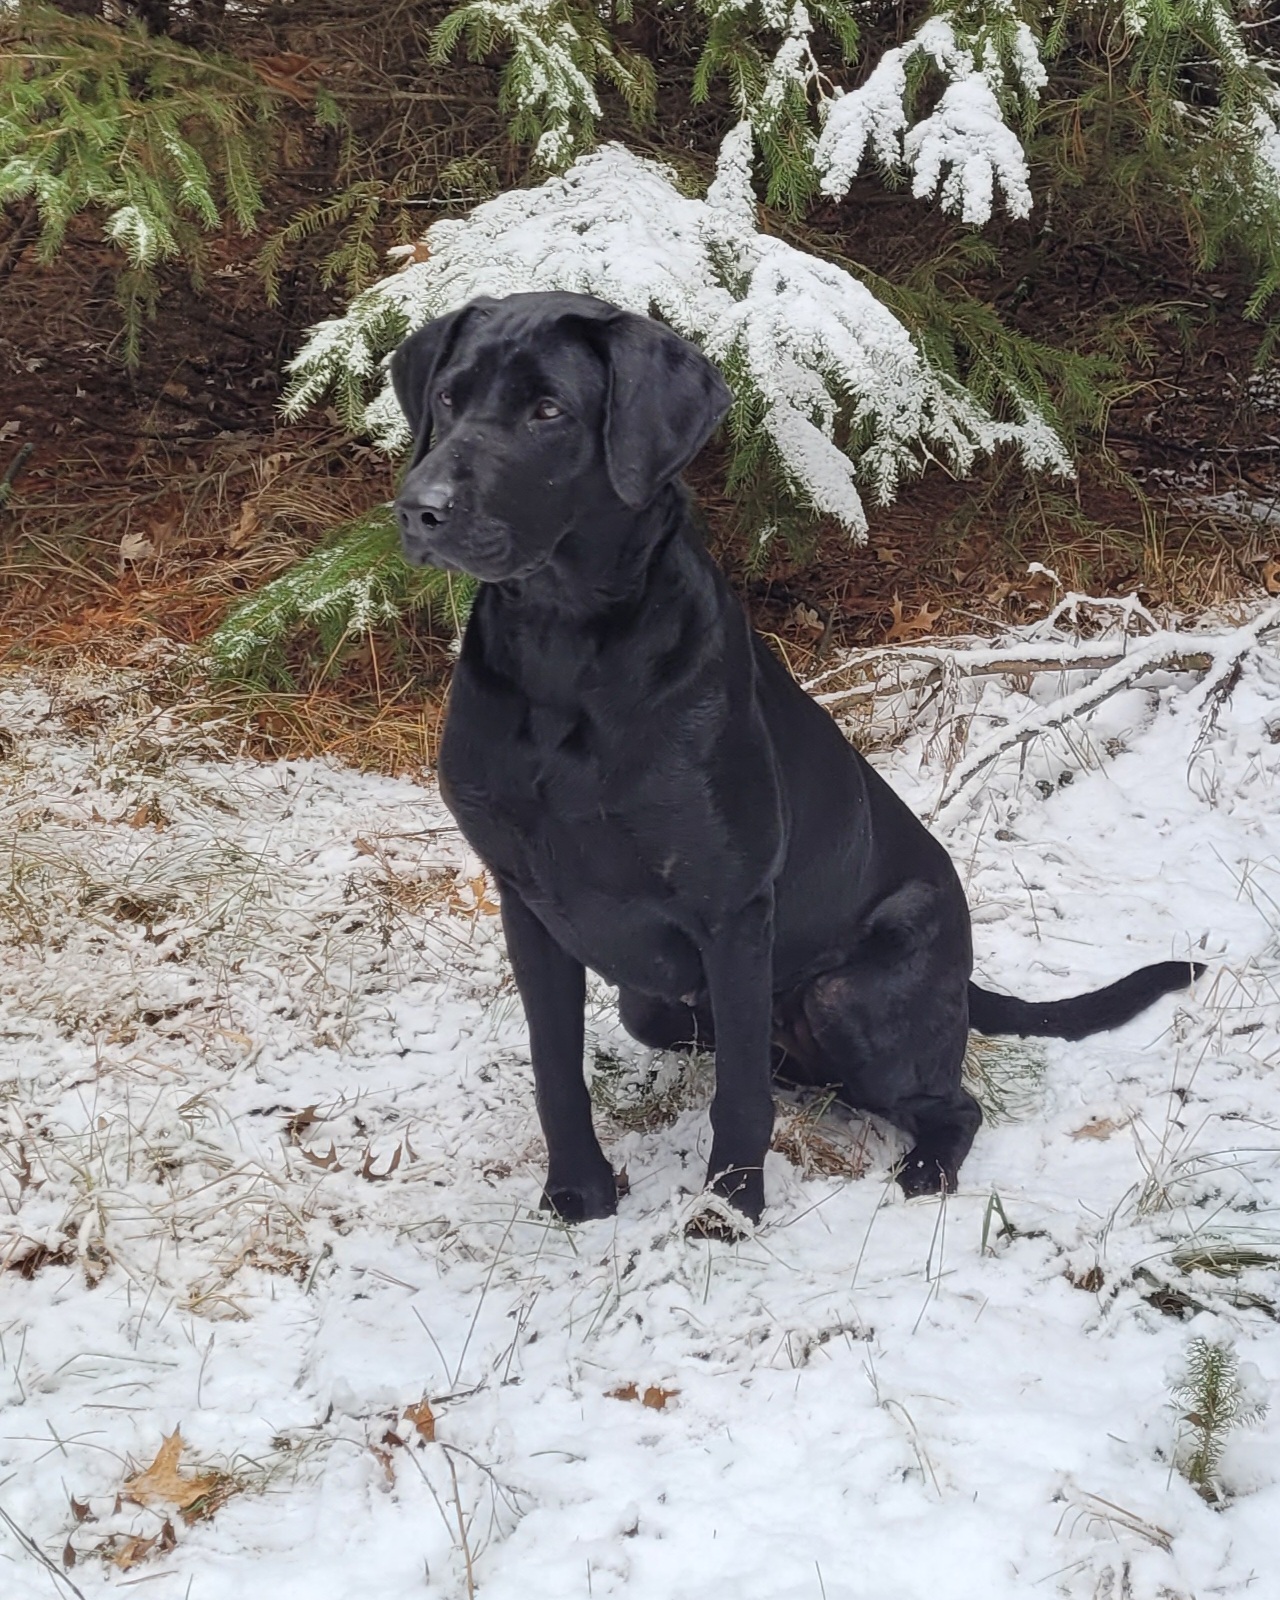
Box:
814, 12, 1046, 225
285, 128, 1069, 538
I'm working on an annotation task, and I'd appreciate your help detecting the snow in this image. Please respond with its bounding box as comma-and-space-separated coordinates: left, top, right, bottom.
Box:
2, 609, 1280, 1599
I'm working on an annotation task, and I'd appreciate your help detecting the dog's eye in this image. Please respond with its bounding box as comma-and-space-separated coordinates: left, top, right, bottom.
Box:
533, 399, 562, 421
437, 390, 452, 408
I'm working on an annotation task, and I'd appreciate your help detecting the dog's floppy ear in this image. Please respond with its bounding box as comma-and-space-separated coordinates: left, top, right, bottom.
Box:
389, 300, 492, 447
594, 314, 732, 509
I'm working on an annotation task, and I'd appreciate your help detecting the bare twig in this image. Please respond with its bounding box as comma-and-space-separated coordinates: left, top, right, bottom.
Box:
0, 1502, 87, 1600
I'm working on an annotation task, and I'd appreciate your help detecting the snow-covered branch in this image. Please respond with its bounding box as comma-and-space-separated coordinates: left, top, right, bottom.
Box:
814, 12, 1045, 225
286, 129, 1069, 538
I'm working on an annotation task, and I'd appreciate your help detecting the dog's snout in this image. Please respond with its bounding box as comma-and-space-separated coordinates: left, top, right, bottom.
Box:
396, 484, 453, 535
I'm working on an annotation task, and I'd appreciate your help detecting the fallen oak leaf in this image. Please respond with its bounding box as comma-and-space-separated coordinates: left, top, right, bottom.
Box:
110, 1533, 157, 1570
606, 1383, 679, 1410
449, 871, 500, 916
1071, 1117, 1127, 1141
884, 595, 943, 644
369, 1442, 396, 1486
285, 1104, 319, 1144
404, 1397, 435, 1442
123, 1430, 222, 1516
359, 1141, 403, 1181
301, 1141, 342, 1171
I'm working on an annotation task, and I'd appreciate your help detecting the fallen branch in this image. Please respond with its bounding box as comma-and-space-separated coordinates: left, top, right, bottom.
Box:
929, 606, 1280, 821
808, 639, 1213, 711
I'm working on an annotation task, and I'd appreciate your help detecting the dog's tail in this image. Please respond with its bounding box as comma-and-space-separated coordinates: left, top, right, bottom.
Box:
968, 960, 1204, 1042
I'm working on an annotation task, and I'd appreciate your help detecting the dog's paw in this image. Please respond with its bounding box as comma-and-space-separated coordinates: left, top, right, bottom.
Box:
896, 1150, 954, 1199
684, 1158, 764, 1228
540, 1170, 620, 1222
684, 1199, 752, 1243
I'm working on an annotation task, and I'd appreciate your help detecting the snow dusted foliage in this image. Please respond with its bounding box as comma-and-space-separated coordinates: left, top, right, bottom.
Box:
814, 11, 1046, 225
431, 0, 654, 170
286, 129, 1069, 539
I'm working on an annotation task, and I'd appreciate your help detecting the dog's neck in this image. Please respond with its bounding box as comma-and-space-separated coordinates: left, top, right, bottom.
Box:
464, 484, 719, 703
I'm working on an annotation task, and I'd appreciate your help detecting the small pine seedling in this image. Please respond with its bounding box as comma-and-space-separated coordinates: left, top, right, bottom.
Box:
1167, 1334, 1269, 1502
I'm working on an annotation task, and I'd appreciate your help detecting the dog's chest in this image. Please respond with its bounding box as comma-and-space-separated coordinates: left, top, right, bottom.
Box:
440, 687, 671, 886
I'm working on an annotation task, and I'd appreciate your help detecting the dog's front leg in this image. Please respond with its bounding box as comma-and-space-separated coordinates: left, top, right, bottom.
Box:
702, 893, 776, 1224
497, 881, 617, 1221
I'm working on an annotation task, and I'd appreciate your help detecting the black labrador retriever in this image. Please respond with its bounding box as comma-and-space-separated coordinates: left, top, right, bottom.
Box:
391, 291, 1199, 1226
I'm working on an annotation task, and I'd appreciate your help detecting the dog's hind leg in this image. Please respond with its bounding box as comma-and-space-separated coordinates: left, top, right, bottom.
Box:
786, 882, 982, 1196
893, 1091, 983, 1196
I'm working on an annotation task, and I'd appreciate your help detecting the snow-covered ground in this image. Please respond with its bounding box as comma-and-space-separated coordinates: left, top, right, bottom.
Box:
2, 606, 1279, 1600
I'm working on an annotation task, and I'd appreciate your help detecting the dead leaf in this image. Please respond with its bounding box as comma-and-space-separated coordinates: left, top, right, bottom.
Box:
230, 500, 260, 549
123, 1430, 222, 1515
70, 1496, 93, 1524
285, 1105, 319, 1144
876, 547, 903, 566
1068, 1264, 1105, 1292
404, 1398, 436, 1442
62, 1539, 76, 1569
119, 532, 156, 565
790, 603, 824, 638
369, 1443, 396, 1486
449, 871, 500, 916
884, 595, 943, 644
359, 1142, 404, 1182
353, 835, 378, 856
301, 1141, 342, 1171
389, 240, 432, 268
1071, 1117, 1125, 1141
110, 1533, 157, 1570
1262, 557, 1280, 596
124, 798, 166, 830
250, 52, 319, 102
606, 1383, 679, 1410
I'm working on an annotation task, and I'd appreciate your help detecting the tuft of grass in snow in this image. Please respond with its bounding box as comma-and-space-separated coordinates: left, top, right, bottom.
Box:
771, 1094, 872, 1180
587, 1046, 709, 1132
1171, 1231, 1280, 1278
963, 1034, 1046, 1123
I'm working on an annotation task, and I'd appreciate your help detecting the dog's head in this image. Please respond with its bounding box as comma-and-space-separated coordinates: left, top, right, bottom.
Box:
390, 292, 731, 581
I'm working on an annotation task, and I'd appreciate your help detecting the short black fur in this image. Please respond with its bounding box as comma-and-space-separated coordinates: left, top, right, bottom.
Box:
391, 292, 1202, 1225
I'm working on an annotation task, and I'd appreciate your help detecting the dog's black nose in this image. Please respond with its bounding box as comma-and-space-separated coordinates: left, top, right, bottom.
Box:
396, 486, 452, 536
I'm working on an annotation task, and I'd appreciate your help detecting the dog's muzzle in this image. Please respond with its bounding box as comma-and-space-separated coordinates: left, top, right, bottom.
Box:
395, 486, 453, 568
